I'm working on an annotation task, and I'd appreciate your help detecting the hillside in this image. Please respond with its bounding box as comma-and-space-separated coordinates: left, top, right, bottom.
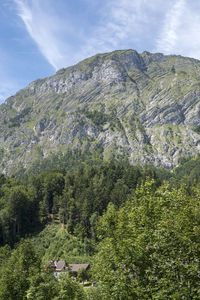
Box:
0, 159, 200, 299
1, 49, 200, 174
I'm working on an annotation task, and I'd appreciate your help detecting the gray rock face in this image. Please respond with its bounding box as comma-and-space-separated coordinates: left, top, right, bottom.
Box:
1, 49, 200, 174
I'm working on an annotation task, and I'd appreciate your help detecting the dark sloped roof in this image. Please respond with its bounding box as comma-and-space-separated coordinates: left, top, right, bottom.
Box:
50, 261, 90, 273
68, 264, 90, 273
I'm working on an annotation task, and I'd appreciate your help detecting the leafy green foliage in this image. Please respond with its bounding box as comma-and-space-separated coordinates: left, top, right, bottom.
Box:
0, 161, 172, 247
56, 274, 85, 300
77, 267, 90, 283
0, 239, 87, 300
16, 149, 104, 178
93, 181, 200, 299
26, 271, 58, 300
32, 224, 94, 263
0, 157, 200, 298
0, 239, 41, 300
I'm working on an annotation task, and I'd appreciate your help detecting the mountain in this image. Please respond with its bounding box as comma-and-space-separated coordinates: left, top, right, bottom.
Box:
1, 49, 200, 175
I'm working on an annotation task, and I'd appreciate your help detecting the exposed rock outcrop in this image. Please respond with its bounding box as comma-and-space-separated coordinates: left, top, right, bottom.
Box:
1, 49, 200, 174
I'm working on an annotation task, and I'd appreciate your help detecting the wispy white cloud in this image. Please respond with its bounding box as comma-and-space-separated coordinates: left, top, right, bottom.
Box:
14, 0, 66, 70
155, 0, 200, 59
156, 0, 186, 54
3, 0, 200, 104
14, 0, 167, 70
13, 0, 200, 74
80, 0, 167, 58
91, 0, 200, 62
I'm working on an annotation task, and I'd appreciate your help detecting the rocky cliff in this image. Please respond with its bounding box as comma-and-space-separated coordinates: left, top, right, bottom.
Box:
1, 49, 200, 174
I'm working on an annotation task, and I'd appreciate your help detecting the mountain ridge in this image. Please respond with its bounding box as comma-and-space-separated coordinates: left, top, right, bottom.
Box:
1, 49, 200, 175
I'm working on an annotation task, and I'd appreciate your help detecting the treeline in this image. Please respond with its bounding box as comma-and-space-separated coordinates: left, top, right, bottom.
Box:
0, 162, 171, 246
174, 153, 200, 185
1, 179, 200, 298
1, 154, 200, 298
15, 149, 104, 178
1, 152, 200, 246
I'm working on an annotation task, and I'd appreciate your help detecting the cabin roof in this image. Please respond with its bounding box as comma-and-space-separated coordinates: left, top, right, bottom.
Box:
69, 263, 90, 273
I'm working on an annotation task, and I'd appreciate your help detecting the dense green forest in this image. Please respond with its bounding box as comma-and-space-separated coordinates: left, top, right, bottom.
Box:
1, 154, 200, 299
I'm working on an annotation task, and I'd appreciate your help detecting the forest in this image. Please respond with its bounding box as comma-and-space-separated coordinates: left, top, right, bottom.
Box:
0, 153, 200, 299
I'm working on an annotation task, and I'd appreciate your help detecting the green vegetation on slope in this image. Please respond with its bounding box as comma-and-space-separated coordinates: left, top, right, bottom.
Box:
0, 160, 171, 245
0, 155, 200, 298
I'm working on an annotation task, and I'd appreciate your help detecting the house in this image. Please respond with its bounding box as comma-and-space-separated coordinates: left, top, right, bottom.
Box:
50, 260, 67, 279
50, 260, 90, 279
51, 260, 66, 271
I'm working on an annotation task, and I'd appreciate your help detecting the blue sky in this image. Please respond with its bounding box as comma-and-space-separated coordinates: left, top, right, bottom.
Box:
1, 0, 200, 103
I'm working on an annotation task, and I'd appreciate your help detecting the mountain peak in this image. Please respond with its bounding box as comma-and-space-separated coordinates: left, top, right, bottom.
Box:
1, 49, 200, 175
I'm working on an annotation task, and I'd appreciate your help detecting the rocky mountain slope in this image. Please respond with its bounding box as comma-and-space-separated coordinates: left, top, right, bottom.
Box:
1, 49, 200, 174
